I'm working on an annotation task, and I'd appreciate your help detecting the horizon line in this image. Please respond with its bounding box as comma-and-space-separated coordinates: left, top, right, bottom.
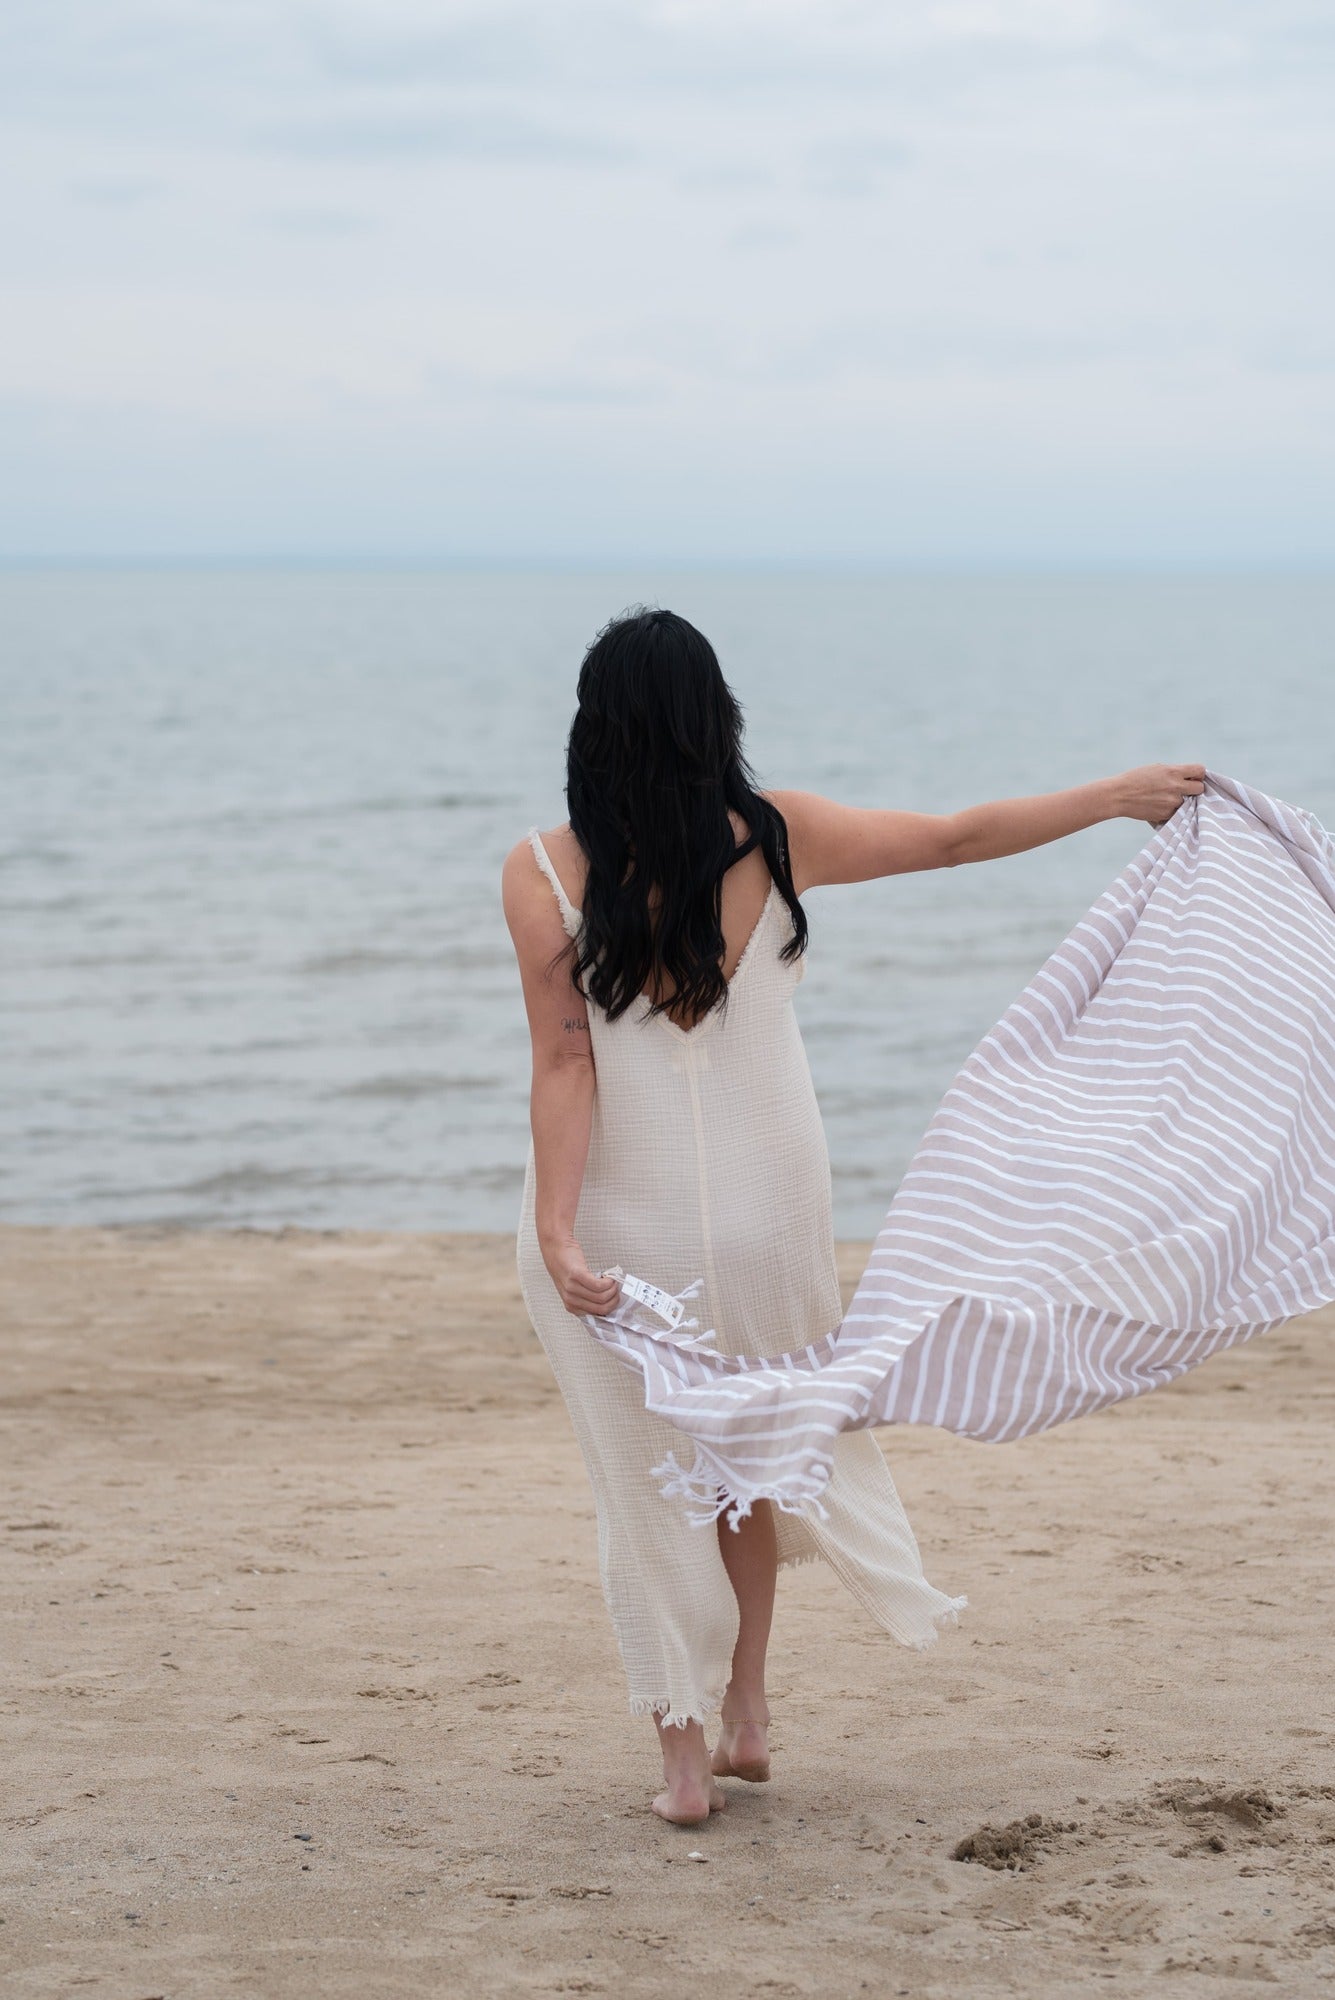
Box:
3, 554, 1335, 579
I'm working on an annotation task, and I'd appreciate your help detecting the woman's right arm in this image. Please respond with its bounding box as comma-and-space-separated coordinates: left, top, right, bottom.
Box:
501, 842, 621, 1321
771, 764, 1205, 892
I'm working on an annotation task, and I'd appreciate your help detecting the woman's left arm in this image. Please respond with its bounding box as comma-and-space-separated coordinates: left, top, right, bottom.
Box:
502, 842, 621, 1320
772, 764, 1206, 890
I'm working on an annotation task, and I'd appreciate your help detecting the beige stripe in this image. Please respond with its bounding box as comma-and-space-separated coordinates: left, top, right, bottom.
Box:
584, 773, 1335, 1523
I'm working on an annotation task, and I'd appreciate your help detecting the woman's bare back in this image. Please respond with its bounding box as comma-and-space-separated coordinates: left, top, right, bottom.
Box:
535, 812, 776, 1021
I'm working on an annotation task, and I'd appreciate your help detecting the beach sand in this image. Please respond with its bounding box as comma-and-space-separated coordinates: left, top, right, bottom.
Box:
3, 1226, 1334, 1999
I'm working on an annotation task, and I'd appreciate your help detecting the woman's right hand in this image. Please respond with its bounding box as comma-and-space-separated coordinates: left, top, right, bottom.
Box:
542, 1235, 622, 1319
1112, 763, 1207, 826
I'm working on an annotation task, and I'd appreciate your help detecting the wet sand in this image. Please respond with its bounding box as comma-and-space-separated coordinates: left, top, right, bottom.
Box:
3, 1226, 1334, 1998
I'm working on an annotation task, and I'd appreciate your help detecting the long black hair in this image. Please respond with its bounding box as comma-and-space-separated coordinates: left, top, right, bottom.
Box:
565, 607, 807, 1025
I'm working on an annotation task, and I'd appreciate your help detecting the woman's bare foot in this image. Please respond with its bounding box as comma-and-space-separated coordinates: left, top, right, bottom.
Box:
651, 1715, 727, 1824
712, 1712, 770, 1783
651, 1777, 728, 1825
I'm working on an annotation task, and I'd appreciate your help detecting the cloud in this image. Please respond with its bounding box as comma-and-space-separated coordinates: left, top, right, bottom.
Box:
10, 2, 1324, 148
482, 371, 665, 407
261, 103, 633, 163
2, 1, 1334, 560
727, 220, 801, 253
803, 135, 912, 198
263, 205, 375, 236
67, 174, 162, 206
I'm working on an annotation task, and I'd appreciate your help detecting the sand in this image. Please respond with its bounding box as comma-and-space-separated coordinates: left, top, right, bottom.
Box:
3, 1225, 1334, 2000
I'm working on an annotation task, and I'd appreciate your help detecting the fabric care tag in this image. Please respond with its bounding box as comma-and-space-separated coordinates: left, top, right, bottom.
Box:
604, 1270, 687, 1331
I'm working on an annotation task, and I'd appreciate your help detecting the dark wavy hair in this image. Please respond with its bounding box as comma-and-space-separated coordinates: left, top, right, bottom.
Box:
565, 607, 807, 1025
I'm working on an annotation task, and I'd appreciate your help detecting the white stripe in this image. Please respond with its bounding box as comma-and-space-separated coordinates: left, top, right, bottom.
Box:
581, 775, 1335, 1516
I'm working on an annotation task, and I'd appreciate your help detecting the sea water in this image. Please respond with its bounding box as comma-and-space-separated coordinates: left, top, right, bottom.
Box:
4, 568, 1333, 1236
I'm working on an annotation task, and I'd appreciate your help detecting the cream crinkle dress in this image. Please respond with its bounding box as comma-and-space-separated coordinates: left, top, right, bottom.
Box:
516, 831, 965, 1726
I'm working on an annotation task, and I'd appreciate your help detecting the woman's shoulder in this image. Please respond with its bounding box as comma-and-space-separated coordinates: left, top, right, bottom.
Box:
502, 820, 574, 866
760, 788, 816, 858
502, 822, 586, 911
762, 787, 814, 823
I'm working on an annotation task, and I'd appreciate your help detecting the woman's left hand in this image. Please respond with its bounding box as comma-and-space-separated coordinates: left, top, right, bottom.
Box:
1112, 762, 1207, 826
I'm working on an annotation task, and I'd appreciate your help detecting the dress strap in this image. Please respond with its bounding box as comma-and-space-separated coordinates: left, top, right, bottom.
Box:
527, 828, 582, 941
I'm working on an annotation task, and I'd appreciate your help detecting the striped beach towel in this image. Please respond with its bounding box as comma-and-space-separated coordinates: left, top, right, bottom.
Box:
583, 773, 1335, 1526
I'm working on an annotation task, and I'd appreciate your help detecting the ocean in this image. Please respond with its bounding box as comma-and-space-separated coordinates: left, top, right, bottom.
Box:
5, 568, 1333, 1238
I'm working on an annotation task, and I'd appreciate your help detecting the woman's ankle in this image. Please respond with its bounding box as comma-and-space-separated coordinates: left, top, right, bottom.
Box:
654, 1716, 709, 1766
721, 1688, 769, 1727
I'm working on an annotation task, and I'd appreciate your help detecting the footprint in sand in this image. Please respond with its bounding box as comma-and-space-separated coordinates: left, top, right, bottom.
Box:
1084, 1897, 1162, 1944
1160, 1950, 1278, 1982
355, 1686, 436, 1702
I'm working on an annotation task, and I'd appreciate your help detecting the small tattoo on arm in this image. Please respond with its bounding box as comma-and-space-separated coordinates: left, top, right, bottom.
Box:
561, 1016, 589, 1034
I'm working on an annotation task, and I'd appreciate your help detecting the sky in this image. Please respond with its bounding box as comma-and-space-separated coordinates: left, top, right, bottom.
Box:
4, 1, 1334, 565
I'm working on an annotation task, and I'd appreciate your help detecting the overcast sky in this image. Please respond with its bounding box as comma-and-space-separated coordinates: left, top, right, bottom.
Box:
4, 1, 1334, 564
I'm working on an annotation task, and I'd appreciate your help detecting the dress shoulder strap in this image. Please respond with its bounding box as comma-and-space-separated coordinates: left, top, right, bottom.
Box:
527, 828, 582, 941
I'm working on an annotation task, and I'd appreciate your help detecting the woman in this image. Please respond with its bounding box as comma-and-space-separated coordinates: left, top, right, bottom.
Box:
502, 607, 1203, 1827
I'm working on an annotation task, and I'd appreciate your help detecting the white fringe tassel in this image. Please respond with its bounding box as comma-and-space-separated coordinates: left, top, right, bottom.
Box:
652, 1444, 832, 1531
594, 1276, 834, 1528
628, 1688, 727, 1730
